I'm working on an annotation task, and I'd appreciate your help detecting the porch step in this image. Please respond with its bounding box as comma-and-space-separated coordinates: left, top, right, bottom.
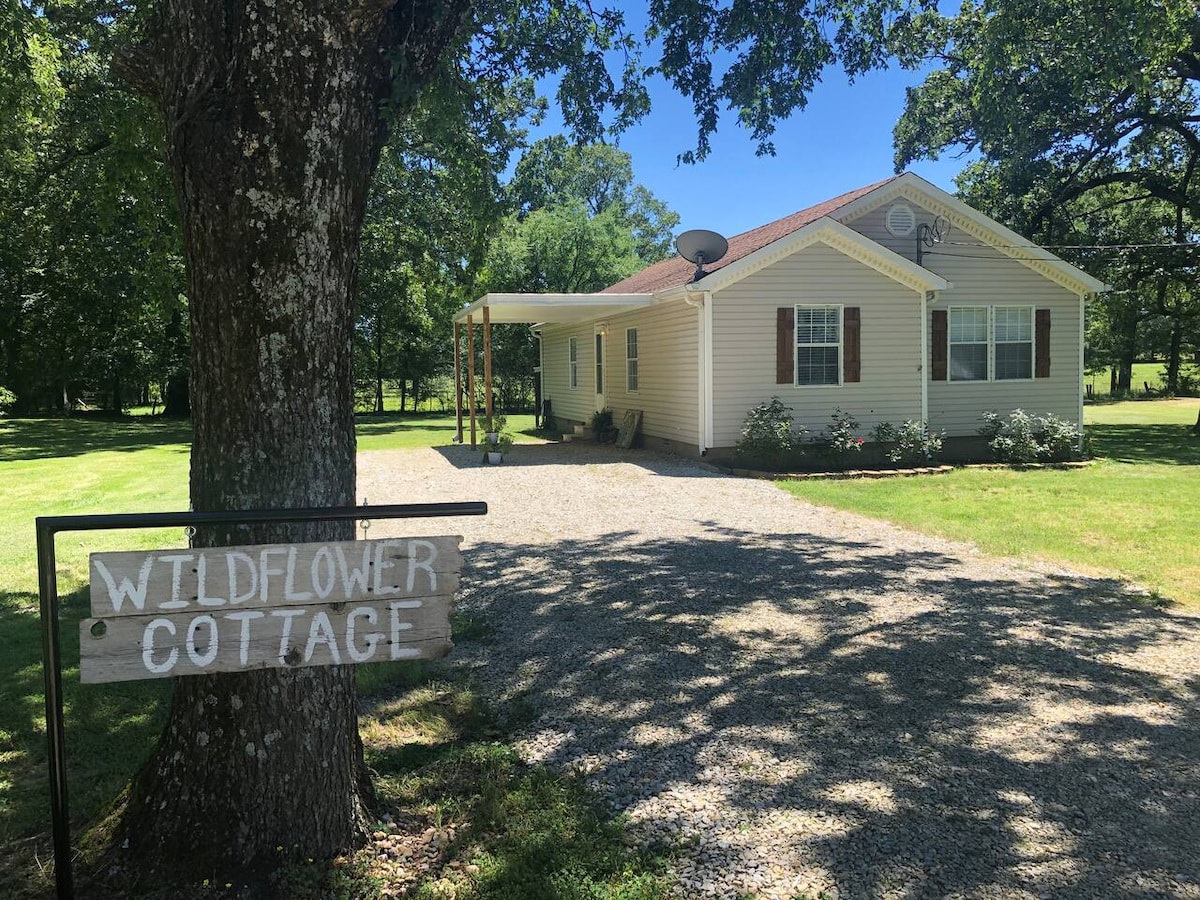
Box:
572, 424, 595, 440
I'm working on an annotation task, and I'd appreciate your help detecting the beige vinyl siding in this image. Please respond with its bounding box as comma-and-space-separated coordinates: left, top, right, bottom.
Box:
539, 323, 594, 426
539, 301, 700, 445
711, 242, 923, 446
846, 200, 1082, 434
603, 299, 699, 446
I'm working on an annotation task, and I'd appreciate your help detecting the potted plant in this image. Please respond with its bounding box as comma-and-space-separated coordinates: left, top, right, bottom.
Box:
589, 407, 615, 443
484, 433, 513, 464
484, 413, 507, 445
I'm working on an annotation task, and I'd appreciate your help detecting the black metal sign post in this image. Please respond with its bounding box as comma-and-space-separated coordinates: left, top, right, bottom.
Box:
36, 501, 487, 900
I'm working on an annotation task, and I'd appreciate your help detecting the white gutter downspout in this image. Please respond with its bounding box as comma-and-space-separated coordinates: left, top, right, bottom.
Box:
1078, 291, 1087, 453
683, 287, 711, 454
531, 325, 545, 419
921, 291, 932, 425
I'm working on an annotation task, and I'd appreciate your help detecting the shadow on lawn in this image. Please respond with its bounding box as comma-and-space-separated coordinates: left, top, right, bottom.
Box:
450, 528, 1200, 898
0, 419, 192, 463
1088, 423, 1200, 466
0, 588, 172, 853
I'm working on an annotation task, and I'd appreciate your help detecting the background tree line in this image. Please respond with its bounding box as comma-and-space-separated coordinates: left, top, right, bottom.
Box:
893, 0, 1200, 396
0, 3, 679, 418
4, 2, 1198, 420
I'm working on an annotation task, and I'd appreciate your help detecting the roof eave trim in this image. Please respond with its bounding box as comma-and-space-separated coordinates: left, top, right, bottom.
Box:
453, 292, 655, 323
691, 217, 950, 295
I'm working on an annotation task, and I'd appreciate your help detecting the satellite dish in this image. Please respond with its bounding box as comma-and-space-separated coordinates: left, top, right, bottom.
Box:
676, 229, 729, 281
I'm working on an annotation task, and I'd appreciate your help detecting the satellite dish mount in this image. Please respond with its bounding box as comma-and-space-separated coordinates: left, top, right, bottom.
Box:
676, 229, 729, 282
916, 215, 951, 266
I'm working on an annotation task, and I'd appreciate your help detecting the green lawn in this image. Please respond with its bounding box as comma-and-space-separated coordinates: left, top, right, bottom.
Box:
783, 398, 1200, 606
1, 411, 661, 899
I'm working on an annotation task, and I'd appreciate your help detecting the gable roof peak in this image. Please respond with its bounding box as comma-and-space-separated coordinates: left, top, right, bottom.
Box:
601, 175, 903, 295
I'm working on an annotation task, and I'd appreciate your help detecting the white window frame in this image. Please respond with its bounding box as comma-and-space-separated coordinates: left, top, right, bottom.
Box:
947, 305, 1035, 382
568, 336, 578, 389
993, 306, 1034, 381
794, 304, 843, 387
948, 306, 989, 382
625, 327, 639, 393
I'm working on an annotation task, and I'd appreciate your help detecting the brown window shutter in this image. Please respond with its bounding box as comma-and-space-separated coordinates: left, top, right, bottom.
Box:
1035, 309, 1051, 378
931, 309, 948, 381
843, 307, 861, 382
776, 307, 794, 384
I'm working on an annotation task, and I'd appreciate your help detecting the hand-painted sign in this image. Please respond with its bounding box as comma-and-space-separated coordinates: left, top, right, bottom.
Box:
79, 536, 462, 684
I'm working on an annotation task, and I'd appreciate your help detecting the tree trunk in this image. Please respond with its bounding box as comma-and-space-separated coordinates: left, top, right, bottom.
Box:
162, 370, 190, 417
1166, 315, 1183, 395
374, 312, 385, 414
105, 0, 470, 889
110, 372, 123, 413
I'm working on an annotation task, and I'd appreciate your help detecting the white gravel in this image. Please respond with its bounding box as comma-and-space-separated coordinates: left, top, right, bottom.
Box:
359, 441, 1200, 900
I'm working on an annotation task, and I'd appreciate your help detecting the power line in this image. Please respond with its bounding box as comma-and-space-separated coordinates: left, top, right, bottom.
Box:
934, 239, 1200, 251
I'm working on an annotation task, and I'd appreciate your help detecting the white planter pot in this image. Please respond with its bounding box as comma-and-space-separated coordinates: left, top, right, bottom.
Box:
485, 432, 500, 445
485, 451, 503, 464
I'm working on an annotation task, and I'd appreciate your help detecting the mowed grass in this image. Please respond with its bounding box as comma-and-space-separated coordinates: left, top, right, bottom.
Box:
1083, 362, 1168, 398
1, 412, 662, 899
782, 398, 1200, 606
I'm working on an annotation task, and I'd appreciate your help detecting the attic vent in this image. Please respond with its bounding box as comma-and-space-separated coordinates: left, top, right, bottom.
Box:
885, 203, 917, 237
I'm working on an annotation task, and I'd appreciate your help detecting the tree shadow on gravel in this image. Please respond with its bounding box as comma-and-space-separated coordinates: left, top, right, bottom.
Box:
446, 528, 1200, 899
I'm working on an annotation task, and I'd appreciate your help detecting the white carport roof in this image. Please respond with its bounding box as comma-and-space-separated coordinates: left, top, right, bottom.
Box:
453, 292, 655, 325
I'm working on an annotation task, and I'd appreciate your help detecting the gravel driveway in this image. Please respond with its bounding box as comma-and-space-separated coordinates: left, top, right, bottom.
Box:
358, 441, 1200, 900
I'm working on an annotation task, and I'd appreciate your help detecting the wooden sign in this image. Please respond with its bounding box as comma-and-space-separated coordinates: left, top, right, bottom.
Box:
80, 536, 462, 684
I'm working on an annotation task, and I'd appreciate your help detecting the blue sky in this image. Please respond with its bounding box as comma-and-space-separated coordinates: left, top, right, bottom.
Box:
610, 62, 973, 238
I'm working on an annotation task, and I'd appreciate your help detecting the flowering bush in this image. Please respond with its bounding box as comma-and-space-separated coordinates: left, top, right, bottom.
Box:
808, 408, 863, 467
736, 397, 808, 469
871, 420, 944, 466
979, 409, 1083, 463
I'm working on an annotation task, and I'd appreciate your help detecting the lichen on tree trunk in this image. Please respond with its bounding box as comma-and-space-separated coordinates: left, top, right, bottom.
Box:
104, 0, 470, 888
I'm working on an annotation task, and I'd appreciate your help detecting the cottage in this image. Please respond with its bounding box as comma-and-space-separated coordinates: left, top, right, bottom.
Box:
453, 173, 1108, 458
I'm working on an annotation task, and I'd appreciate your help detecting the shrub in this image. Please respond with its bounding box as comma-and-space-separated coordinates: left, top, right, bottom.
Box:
808, 408, 863, 466
0, 385, 14, 416
1040, 413, 1084, 461
979, 409, 1083, 463
589, 407, 614, 441
736, 397, 806, 469
872, 419, 943, 466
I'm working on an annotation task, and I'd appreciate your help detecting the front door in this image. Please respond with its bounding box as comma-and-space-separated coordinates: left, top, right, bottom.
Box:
594, 328, 606, 412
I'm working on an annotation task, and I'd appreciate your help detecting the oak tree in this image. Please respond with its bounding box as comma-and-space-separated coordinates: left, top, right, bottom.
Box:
99, 0, 936, 888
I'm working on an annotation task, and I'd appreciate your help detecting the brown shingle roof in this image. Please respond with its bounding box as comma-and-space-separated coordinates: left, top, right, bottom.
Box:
601, 175, 901, 295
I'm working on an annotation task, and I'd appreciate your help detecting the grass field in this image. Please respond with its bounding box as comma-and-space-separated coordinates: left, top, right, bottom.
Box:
0, 412, 663, 898
783, 398, 1200, 606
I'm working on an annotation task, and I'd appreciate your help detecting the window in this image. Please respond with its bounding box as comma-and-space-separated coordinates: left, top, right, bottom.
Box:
949, 307, 988, 381
568, 337, 578, 389
595, 332, 603, 394
994, 306, 1033, 380
625, 328, 639, 392
946, 306, 1033, 381
795, 305, 841, 386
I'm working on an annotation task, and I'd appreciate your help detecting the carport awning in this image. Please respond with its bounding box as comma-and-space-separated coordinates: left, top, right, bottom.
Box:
453, 292, 656, 325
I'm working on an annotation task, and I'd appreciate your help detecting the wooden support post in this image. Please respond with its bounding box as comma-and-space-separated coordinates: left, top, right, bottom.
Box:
483, 305, 493, 428
466, 314, 476, 449
453, 321, 463, 443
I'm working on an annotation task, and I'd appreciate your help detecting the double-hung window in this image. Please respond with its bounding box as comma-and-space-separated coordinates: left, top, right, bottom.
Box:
993, 307, 1033, 380
625, 328, 639, 392
795, 305, 841, 386
949, 308, 988, 381
568, 337, 578, 389
948, 306, 1033, 381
